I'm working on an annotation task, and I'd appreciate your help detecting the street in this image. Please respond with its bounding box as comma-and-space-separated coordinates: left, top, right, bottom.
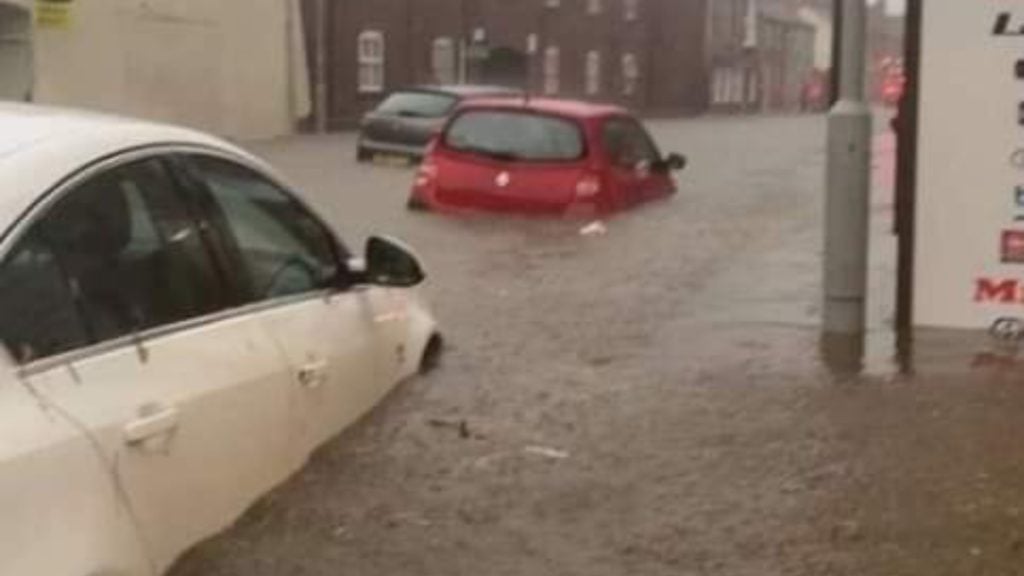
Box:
169, 116, 1024, 576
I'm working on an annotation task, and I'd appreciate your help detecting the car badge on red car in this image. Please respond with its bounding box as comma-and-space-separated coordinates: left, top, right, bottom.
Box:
495, 171, 511, 188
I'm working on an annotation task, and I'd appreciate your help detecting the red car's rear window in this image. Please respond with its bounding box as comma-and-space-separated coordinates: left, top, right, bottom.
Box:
443, 110, 586, 162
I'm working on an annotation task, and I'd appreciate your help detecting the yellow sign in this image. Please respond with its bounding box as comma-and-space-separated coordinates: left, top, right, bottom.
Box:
36, 0, 73, 29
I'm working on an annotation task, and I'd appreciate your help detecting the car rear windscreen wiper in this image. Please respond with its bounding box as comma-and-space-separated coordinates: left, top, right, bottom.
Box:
397, 109, 428, 118
459, 146, 522, 162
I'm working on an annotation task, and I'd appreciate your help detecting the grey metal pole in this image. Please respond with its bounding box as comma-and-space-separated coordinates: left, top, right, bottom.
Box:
314, 0, 329, 134
823, 0, 872, 335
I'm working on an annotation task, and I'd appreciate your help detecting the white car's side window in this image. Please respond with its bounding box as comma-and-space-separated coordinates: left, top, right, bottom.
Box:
187, 155, 344, 303
0, 235, 90, 362
0, 157, 227, 364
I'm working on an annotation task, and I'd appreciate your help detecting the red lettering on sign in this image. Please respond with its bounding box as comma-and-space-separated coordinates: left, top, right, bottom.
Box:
975, 278, 1021, 303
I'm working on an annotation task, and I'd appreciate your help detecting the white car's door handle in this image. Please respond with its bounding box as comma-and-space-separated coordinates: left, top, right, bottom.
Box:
124, 406, 180, 445
297, 361, 329, 389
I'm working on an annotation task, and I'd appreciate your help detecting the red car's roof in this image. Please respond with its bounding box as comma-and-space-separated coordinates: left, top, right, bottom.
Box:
456, 97, 629, 119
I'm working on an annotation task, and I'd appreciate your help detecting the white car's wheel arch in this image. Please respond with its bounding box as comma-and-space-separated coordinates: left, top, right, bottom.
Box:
401, 298, 442, 379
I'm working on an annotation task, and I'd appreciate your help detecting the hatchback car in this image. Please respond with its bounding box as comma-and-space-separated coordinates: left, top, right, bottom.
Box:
408, 98, 686, 215
0, 104, 440, 575
357, 85, 521, 163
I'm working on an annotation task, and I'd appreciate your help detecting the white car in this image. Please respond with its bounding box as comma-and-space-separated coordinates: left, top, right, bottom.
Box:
0, 104, 441, 575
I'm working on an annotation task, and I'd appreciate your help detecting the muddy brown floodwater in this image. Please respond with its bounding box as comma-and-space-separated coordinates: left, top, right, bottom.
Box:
170, 116, 1024, 576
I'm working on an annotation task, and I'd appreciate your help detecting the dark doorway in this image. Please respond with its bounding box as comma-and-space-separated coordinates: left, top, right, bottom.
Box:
480, 47, 528, 89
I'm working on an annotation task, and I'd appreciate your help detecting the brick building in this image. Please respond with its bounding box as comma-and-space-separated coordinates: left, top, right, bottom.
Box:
706, 0, 758, 112
303, 0, 711, 128
706, 0, 818, 113
757, 1, 815, 111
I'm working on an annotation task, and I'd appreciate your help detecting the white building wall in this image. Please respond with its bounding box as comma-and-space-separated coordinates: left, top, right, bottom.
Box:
33, 0, 309, 140
0, 0, 32, 101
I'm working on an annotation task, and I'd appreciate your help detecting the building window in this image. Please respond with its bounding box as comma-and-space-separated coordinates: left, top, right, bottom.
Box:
544, 46, 561, 95
747, 71, 759, 104
587, 0, 603, 15
728, 69, 744, 105
712, 68, 727, 105
585, 51, 602, 96
624, 0, 639, 21
432, 37, 457, 85
621, 52, 638, 96
357, 30, 385, 93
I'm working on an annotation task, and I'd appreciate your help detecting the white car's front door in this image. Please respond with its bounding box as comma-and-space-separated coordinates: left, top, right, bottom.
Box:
255, 294, 381, 462
182, 155, 389, 463
12, 156, 295, 573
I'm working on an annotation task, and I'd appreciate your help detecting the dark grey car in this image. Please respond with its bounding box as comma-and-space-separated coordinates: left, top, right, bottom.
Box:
357, 85, 520, 162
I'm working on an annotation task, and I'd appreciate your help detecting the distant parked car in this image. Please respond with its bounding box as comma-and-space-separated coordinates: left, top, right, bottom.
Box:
357, 85, 521, 163
408, 97, 687, 216
0, 103, 441, 575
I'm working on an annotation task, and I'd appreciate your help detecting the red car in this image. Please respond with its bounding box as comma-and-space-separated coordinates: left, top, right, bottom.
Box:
408, 98, 686, 216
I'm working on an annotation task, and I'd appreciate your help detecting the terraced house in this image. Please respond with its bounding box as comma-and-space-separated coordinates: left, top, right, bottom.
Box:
302, 0, 712, 128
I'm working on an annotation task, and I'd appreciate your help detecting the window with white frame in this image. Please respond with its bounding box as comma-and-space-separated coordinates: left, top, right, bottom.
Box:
621, 52, 639, 96
587, 0, 603, 15
624, 0, 639, 21
585, 51, 602, 96
357, 30, 385, 93
543, 46, 561, 95
432, 37, 457, 85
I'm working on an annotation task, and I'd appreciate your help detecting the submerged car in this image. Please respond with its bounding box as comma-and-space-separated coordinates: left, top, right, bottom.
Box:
408, 97, 687, 215
0, 104, 441, 575
357, 85, 520, 162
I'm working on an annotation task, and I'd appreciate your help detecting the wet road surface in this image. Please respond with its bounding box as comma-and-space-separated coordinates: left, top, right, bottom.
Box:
170, 115, 1024, 576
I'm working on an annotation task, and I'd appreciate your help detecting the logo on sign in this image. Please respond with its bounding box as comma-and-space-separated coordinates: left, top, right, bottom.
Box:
991, 317, 1024, 341
994, 13, 1024, 36
976, 278, 1024, 304
1014, 186, 1024, 221
1002, 230, 1024, 263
